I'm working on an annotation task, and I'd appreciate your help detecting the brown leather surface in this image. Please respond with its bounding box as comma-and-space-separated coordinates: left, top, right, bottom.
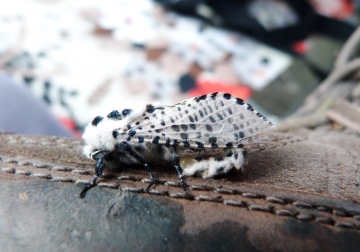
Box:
1, 132, 359, 251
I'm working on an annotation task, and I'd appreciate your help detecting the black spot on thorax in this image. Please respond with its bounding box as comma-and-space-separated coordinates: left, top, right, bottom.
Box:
92, 116, 103, 126
107, 110, 122, 120
113, 131, 119, 139
128, 129, 136, 136
122, 109, 131, 116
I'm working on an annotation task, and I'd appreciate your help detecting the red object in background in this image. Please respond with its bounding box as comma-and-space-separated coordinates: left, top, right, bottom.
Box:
292, 40, 310, 54
188, 79, 252, 100
58, 116, 82, 138
309, 0, 354, 19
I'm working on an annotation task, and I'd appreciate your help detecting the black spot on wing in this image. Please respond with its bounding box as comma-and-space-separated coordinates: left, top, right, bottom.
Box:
171, 125, 180, 132
247, 104, 254, 111
236, 98, 244, 105
138, 137, 144, 143
194, 94, 207, 102
147, 108, 155, 113
180, 133, 188, 139
223, 93, 231, 100
181, 124, 188, 131
203, 107, 208, 116
226, 142, 233, 148
113, 131, 119, 139
205, 125, 213, 132
210, 92, 218, 99
208, 137, 217, 144
234, 133, 239, 141
189, 124, 196, 130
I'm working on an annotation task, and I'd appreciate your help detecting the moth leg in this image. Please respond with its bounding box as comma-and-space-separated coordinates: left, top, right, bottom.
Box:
79, 157, 105, 198
170, 147, 188, 191
122, 142, 154, 192
172, 156, 188, 191
143, 164, 154, 192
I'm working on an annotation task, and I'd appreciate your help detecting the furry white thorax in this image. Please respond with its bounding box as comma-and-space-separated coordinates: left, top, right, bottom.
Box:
82, 102, 151, 159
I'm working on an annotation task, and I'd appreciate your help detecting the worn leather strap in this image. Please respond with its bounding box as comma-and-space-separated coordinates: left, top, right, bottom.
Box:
0, 132, 359, 250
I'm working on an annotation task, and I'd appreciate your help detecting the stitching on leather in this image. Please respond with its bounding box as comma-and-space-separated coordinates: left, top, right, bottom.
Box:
1, 158, 360, 230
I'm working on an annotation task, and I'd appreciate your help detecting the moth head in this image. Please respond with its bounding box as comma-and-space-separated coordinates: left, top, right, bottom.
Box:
82, 106, 143, 159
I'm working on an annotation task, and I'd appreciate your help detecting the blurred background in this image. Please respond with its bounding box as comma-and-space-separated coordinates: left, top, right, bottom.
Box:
0, 0, 358, 137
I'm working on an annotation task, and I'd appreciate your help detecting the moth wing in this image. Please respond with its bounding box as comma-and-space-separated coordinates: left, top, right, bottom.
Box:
121, 92, 274, 148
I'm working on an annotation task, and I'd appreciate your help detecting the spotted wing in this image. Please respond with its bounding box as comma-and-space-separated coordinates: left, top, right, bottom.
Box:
117, 92, 274, 148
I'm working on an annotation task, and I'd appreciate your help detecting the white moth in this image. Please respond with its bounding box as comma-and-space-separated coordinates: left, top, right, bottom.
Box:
80, 92, 274, 197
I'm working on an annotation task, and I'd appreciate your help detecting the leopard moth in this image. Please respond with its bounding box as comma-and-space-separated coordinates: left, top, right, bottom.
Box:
80, 92, 274, 197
